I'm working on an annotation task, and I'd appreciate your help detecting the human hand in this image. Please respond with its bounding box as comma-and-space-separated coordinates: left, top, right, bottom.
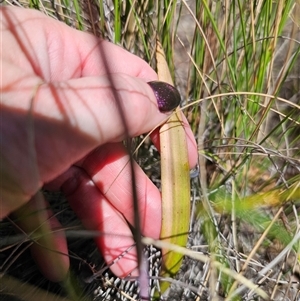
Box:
1, 6, 198, 282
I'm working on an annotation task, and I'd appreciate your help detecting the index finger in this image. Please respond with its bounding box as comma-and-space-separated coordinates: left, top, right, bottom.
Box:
2, 7, 158, 82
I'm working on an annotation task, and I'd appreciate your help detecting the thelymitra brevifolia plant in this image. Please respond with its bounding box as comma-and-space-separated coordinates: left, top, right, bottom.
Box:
148, 40, 191, 297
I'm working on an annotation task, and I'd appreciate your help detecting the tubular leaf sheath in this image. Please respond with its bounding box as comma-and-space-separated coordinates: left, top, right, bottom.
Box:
156, 40, 190, 292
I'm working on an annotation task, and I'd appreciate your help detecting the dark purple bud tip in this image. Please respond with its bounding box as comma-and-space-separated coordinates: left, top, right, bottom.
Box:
148, 81, 181, 113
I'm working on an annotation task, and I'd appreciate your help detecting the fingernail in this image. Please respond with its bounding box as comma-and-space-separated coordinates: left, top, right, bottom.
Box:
148, 81, 181, 113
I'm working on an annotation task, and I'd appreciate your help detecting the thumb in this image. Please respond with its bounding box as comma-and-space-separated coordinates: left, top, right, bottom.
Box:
1, 74, 174, 215
31, 74, 171, 172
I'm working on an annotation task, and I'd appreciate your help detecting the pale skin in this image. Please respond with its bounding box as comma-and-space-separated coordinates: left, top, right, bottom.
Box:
1, 6, 198, 282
